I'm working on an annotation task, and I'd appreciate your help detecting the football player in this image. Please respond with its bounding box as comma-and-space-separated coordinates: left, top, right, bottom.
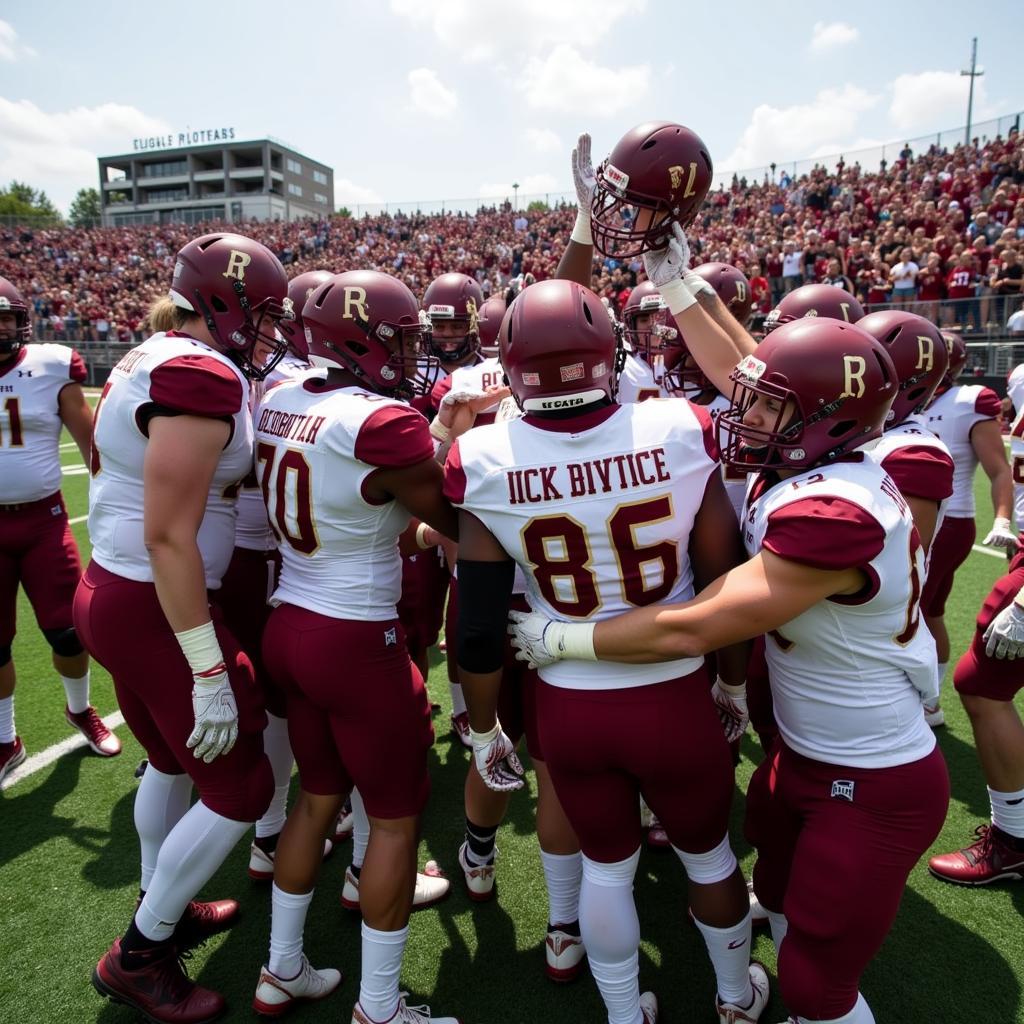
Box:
616, 281, 675, 403
77, 234, 293, 1022
252, 271, 459, 1024
0, 275, 120, 782
923, 331, 1013, 725
447, 278, 767, 1024
509, 318, 950, 1024
762, 283, 865, 333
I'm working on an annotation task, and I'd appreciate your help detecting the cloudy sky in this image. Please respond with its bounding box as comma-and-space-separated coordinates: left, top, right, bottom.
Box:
0, 1, 1021, 214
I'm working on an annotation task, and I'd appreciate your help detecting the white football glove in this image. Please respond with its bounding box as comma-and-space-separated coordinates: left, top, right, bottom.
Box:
570, 133, 597, 245
506, 610, 597, 669
470, 722, 525, 793
187, 670, 239, 764
710, 678, 749, 744
983, 601, 1024, 659
642, 222, 692, 289
982, 516, 1018, 550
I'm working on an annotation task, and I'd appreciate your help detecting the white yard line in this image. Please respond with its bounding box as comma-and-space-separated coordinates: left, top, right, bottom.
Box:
69, 514, 88, 525
0, 711, 126, 791
61, 464, 89, 476
972, 544, 1008, 560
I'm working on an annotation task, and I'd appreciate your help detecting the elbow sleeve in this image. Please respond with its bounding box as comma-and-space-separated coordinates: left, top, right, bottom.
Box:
455, 559, 515, 674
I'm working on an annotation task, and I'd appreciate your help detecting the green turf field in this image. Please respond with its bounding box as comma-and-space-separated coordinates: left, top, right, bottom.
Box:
1, 396, 1022, 1023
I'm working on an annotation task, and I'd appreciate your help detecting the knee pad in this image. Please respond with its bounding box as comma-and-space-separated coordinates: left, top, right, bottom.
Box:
581, 848, 641, 887
0, 644, 11, 668
42, 626, 85, 658
673, 834, 737, 885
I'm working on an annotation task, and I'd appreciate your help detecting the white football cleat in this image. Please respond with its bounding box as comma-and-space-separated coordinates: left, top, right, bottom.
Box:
450, 712, 472, 749
340, 861, 450, 911
351, 993, 461, 1023
545, 927, 585, 982
249, 838, 333, 881
716, 960, 769, 1023
335, 808, 354, 842
640, 991, 658, 1023
457, 841, 496, 901
253, 955, 342, 1016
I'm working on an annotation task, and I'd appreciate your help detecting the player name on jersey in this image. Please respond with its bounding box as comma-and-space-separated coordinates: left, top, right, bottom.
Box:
506, 447, 672, 504
254, 407, 327, 445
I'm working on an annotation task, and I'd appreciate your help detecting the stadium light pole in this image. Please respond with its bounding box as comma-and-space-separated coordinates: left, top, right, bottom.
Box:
512, 182, 519, 211
961, 37, 984, 147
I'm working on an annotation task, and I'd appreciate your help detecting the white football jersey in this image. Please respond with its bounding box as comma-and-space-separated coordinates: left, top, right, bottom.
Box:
446, 399, 719, 690
1010, 407, 1024, 528
89, 333, 252, 588
616, 353, 668, 404
743, 455, 937, 769
1007, 362, 1024, 415
256, 377, 434, 620
445, 357, 507, 426
234, 352, 313, 552
925, 384, 1000, 517
701, 391, 748, 523
0, 343, 86, 503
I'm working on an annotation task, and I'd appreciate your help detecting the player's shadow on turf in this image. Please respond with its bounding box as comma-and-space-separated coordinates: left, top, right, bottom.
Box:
80, 788, 137, 891
0, 749, 108, 869
935, 724, 998, 821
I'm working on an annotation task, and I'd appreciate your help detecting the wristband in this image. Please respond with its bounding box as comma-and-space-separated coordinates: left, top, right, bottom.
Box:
659, 277, 697, 316
415, 521, 434, 550
429, 418, 451, 444
469, 721, 501, 748
549, 621, 598, 661
716, 677, 747, 697
570, 211, 593, 246
174, 620, 226, 683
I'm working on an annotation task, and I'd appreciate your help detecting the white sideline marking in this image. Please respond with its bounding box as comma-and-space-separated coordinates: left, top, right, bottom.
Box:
972, 544, 1007, 560
61, 464, 88, 476
0, 711, 125, 791
69, 514, 87, 525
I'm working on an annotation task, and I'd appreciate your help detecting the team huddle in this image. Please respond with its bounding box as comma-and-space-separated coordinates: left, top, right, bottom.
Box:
2, 121, 1024, 1024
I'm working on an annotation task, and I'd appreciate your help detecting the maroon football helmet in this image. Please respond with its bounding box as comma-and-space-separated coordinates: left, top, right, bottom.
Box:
940, 330, 967, 387
717, 319, 897, 472
478, 295, 506, 356
693, 262, 754, 324
278, 270, 333, 361
857, 310, 948, 426
500, 279, 618, 413
591, 121, 713, 260
621, 281, 674, 362
422, 273, 485, 363
0, 276, 31, 357
303, 271, 438, 399
170, 233, 292, 380
763, 283, 864, 333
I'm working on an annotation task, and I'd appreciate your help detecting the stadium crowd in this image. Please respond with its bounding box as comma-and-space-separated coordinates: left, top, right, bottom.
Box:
3, 129, 1023, 345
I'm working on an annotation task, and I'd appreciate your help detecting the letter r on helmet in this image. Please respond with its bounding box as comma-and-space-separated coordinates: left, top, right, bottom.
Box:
223, 250, 252, 281
840, 355, 866, 399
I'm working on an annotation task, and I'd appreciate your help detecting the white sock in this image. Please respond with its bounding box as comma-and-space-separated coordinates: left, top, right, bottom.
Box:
990, 785, 1024, 840
541, 849, 582, 926
61, 673, 90, 715
134, 766, 193, 891
255, 713, 293, 838
268, 884, 313, 979
767, 910, 789, 954
351, 788, 370, 870
692, 912, 754, 1006
580, 851, 643, 1024
449, 681, 467, 718
358, 921, 407, 1022
935, 662, 948, 701
135, 800, 249, 941
796, 991, 876, 1023
0, 695, 14, 743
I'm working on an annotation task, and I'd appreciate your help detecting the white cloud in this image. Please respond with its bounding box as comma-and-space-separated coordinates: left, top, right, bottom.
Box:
523, 128, 561, 154
0, 98, 171, 210
889, 70, 994, 132
721, 85, 881, 170
517, 45, 649, 115
808, 21, 859, 54
333, 177, 384, 207
390, 0, 645, 62
407, 68, 458, 119
478, 173, 560, 199
0, 20, 35, 61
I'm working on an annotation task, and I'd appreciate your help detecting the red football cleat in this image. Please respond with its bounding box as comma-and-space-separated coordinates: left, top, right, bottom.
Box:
928, 824, 1024, 886
66, 705, 122, 757
0, 736, 26, 783
93, 937, 225, 1023
173, 899, 240, 950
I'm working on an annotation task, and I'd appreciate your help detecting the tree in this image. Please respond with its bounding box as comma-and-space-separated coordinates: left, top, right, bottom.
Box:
527, 199, 550, 213
69, 187, 101, 227
336, 206, 352, 218
0, 180, 63, 222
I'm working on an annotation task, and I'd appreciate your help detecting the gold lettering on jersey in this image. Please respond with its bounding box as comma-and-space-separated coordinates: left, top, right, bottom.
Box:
342, 287, 368, 322
840, 356, 866, 399
915, 335, 934, 372
506, 448, 671, 505
114, 349, 147, 376
223, 250, 252, 281
257, 408, 328, 446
